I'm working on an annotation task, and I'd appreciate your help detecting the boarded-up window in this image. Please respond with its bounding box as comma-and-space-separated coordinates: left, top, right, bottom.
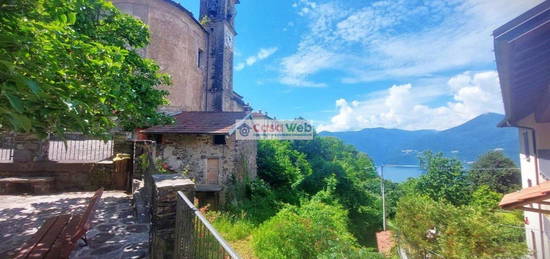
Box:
206, 158, 220, 184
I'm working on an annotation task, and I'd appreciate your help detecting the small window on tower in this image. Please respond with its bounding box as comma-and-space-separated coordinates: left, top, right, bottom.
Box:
213, 135, 226, 145
198, 49, 205, 68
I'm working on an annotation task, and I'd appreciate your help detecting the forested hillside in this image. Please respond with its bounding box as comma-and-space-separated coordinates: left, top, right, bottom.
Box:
207, 136, 526, 258
320, 113, 519, 165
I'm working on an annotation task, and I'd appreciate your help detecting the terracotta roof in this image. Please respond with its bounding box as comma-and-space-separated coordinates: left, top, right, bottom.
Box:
499, 181, 550, 209
251, 112, 271, 119
376, 231, 395, 256
142, 111, 250, 134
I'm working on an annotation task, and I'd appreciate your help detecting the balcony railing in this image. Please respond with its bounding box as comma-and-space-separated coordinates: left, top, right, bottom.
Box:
174, 191, 240, 259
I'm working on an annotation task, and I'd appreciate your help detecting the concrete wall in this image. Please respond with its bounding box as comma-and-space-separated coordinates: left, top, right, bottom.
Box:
158, 134, 256, 187
112, 0, 209, 112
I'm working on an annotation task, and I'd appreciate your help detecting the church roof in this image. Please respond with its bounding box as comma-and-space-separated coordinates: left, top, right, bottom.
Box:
142, 111, 250, 134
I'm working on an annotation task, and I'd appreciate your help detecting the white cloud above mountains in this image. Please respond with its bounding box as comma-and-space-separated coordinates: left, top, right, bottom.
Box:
282, 0, 542, 86
282, 0, 541, 131
318, 71, 504, 132
235, 47, 278, 71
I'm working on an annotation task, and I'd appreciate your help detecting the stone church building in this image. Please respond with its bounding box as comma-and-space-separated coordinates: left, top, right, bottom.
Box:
111, 0, 257, 203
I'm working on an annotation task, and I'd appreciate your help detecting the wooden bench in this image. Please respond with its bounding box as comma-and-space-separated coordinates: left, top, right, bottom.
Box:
0, 177, 55, 194
1, 188, 104, 259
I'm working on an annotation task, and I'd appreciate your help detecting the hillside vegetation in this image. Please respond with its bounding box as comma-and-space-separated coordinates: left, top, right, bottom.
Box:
206, 136, 526, 258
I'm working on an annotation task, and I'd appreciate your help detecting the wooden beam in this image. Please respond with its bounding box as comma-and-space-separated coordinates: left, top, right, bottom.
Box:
502, 193, 550, 209
537, 201, 550, 206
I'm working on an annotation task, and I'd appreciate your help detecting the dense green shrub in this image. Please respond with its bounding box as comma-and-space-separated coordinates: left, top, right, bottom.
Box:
395, 195, 527, 258
226, 179, 281, 224
470, 185, 503, 210
256, 137, 383, 245
252, 199, 362, 259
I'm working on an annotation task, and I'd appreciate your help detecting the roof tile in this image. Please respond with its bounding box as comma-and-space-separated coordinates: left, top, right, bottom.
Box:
499, 180, 550, 208
142, 111, 250, 134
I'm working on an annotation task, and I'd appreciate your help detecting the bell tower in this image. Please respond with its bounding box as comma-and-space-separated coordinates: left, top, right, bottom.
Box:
200, 0, 239, 112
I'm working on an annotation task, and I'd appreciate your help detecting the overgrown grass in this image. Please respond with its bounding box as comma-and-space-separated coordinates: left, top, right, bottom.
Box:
206, 211, 255, 241
206, 198, 385, 259
206, 211, 258, 258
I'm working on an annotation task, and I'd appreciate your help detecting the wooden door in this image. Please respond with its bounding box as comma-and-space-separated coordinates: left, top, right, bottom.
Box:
206, 158, 220, 184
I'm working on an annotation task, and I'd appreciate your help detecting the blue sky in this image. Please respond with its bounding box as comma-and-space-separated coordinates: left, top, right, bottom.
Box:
177, 0, 542, 132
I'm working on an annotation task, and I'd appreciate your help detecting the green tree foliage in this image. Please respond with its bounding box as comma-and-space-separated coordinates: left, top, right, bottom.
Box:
469, 151, 521, 194
415, 151, 472, 205
470, 185, 503, 210
395, 195, 527, 259
0, 0, 172, 137
257, 140, 312, 191
252, 199, 367, 259
292, 136, 382, 244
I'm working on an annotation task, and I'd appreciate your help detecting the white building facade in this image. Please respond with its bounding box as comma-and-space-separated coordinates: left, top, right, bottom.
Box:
495, 2, 550, 258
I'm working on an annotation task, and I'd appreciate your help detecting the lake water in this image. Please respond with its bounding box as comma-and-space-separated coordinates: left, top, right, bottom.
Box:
380, 166, 424, 183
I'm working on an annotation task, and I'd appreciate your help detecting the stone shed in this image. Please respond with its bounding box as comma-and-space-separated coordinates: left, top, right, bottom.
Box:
142, 111, 257, 206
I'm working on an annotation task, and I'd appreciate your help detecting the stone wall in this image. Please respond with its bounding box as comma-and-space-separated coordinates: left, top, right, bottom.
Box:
0, 133, 132, 193
234, 137, 257, 181
159, 134, 256, 186
0, 161, 116, 191
149, 174, 195, 259
112, 0, 209, 112
12, 134, 49, 162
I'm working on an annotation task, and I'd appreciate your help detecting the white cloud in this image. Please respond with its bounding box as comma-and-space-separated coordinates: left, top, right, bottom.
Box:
297, 0, 318, 16
235, 47, 278, 71
283, 22, 295, 32
318, 71, 504, 132
280, 45, 338, 87
280, 0, 543, 85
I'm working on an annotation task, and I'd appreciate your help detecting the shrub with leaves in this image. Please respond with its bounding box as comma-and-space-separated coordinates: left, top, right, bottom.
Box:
0, 0, 172, 137
395, 195, 527, 258
470, 185, 503, 210
252, 199, 363, 259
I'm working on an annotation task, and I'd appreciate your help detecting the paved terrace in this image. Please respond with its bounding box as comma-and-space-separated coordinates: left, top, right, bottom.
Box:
0, 191, 149, 258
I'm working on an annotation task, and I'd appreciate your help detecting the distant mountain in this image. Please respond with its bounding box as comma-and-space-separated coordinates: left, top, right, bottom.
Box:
320, 113, 519, 165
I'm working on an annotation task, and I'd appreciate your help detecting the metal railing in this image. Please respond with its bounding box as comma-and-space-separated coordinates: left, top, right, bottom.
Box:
48, 133, 113, 162
0, 135, 14, 161
175, 191, 240, 259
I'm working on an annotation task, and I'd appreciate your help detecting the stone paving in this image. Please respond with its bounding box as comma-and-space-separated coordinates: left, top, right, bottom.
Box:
0, 191, 149, 258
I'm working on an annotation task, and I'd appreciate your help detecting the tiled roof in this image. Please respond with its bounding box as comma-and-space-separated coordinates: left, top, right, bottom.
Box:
142, 111, 250, 134
499, 181, 550, 209
376, 231, 395, 257
251, 112, 271, 119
